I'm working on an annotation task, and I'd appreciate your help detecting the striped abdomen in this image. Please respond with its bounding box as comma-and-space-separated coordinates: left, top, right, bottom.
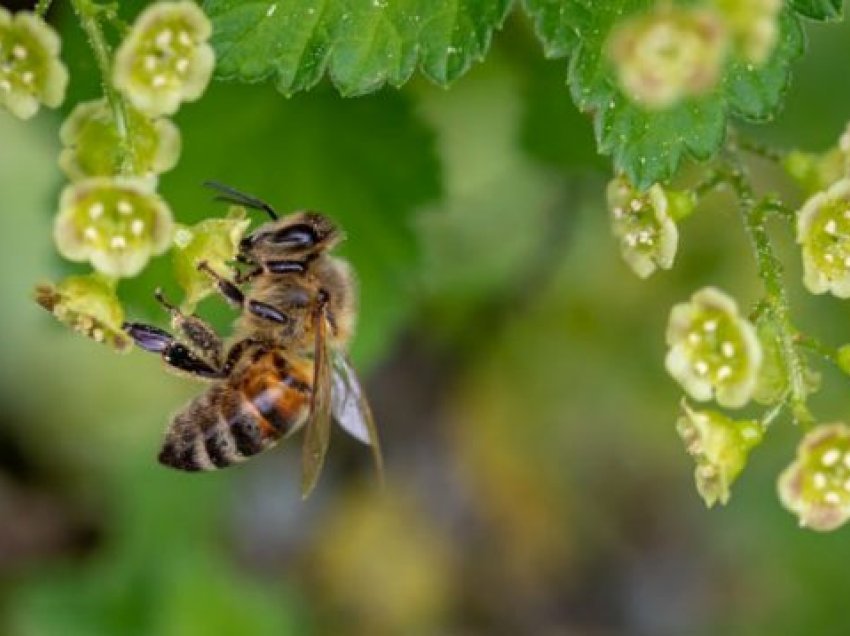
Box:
158, 351, 313, 471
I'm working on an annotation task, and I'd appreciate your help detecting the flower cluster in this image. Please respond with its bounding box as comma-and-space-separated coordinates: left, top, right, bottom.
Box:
677, 402, 763, 507
779, 424, 850, 531
38, 2, 217, 351
0, 7, 68, 119
666, 287, 763, 408
113, 1, 214, 116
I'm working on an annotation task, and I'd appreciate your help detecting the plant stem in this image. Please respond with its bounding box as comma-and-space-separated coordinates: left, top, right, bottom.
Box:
69, 0, 136, 174
733, 132, 787, 163
726, 157, 814, 428
35, 0, 54, 17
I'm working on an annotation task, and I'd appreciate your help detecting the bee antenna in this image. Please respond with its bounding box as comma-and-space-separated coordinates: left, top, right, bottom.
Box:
203, 181, 279, 220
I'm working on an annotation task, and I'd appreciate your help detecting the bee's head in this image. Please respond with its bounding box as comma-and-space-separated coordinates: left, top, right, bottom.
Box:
239, 211, 343, 263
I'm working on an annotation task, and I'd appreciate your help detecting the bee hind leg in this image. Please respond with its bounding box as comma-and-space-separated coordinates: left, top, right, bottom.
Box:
123, 322, 223, 379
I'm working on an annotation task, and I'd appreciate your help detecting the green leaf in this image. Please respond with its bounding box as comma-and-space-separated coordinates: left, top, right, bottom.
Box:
521, 0, 579, 59
792, 0, 844, 21
202, 0, 512, 96
522, 1, 805, 188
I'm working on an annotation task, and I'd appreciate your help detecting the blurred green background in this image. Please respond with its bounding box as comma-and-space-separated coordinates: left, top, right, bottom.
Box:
3, 2, 850, 635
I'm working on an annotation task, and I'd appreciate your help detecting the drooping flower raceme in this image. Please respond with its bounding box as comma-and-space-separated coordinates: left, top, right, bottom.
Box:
779, 423, 850, 531
172, 207, 250, 311
666, 287, 762, 408
59, 98, 181, 181
713, 0, 781, 65
797, 178, 850, 298
35, 274, 131, 352
54, 177, 174, 278
606, 6, 728, 110
607, 176, 692, 278
113, 1, 214, 116
677, 401, 763, 507
0, 8, 68, 120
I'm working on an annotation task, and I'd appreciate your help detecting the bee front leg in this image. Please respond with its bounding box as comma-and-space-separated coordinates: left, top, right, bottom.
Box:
123, 323, 223, 379
198, 262, 289, 326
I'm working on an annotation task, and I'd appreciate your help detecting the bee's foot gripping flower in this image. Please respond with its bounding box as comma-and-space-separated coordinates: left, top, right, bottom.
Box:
35, 274, 131, 352
606, 6, 728, 110
0, 8, 68, 120
113, 1, 214, 117
54, 177, 174, 278
172, 207, 250, 312
666, 287, 762, 408
677, 401, 763, 507
779, 423, 850, 531
59, 98, 181, 181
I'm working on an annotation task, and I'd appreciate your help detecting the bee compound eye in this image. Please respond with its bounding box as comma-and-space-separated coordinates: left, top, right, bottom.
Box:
269, 224, 317, 248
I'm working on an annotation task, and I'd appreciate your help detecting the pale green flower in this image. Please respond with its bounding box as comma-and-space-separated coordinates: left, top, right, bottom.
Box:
113, 1, 214, 116
666, 287, 762, 408
607, 176, 691, 278
713, 0, 781, 65
797, 178, 850, 298
779, 423, 850, 531
54, 177, 174, 278
607, 6, 728, 110
677, 401, 763, 507
0, 8, 68, 119
59, 98, 181, 181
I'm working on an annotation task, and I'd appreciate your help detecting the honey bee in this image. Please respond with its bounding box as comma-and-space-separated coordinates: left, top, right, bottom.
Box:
123, 182, 382, 497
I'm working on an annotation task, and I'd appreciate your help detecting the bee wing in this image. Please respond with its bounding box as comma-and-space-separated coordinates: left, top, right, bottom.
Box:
331, 352, 384, 485
301, 303, 333, 498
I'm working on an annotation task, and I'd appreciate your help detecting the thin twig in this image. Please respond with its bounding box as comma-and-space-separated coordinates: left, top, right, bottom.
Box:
69, 0, 136, 175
